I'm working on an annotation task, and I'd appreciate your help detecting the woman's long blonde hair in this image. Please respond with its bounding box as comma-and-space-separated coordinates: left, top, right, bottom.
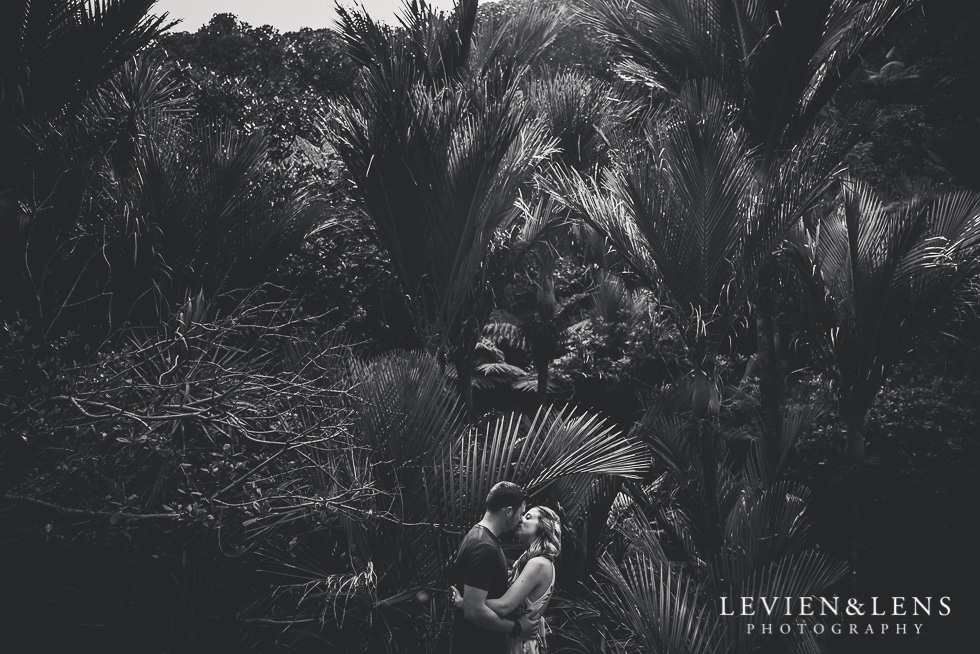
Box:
509, 506, 562, 585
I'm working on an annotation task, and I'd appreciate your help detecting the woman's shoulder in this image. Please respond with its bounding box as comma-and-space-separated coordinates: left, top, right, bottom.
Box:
523, 556, 555, 576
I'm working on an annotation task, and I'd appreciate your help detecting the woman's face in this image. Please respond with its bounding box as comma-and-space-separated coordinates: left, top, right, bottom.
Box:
516, 508, 542, 546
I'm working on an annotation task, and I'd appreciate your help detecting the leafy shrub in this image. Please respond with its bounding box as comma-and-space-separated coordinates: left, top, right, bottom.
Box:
1, 293, 372, 651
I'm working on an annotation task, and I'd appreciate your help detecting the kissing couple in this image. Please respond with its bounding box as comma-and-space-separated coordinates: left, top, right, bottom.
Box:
450, 481, 562, 654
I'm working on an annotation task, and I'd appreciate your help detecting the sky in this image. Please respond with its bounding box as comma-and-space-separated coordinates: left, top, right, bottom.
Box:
154, 0, 463, 32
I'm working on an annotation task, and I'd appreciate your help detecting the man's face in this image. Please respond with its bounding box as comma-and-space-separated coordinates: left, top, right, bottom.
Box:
507, 502, 526, 533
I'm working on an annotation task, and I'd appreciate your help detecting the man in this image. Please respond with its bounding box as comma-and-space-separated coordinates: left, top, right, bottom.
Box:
450, 481, 540, 654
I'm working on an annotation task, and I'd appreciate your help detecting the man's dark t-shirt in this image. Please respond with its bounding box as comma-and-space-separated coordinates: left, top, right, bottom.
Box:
450, 524, 509, 654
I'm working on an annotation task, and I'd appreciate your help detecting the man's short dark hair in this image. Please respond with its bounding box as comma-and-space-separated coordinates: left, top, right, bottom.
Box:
485, 481, 525, 513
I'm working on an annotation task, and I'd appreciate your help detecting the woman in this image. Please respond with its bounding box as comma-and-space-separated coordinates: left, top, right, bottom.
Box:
453, 506, 562, 654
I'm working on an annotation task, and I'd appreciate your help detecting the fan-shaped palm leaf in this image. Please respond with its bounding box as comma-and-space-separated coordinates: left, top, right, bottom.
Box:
436, 404, 651, 529
595, 553, 724, 654
352, 350, 465, 464
714, 479, 814, 587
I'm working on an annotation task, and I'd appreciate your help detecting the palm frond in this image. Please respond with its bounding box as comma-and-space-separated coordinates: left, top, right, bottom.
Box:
1, 0, 171, 116
328, 3, 560, 353
529, 70, 618, 173
471, 0, 566, 82
746, 400, 830, 487
342, 351, 467, 595
436, 404, 651, 529
475, 361, 526, 378
594, 552, 724, 654
736, 549, 849, 643
482, 318, 526, 352
578, 0, 910, 153
549, 81, 756, 357
333, 0, 395, 71
715, 479, 815, 589
577, 0, 742, 96
352, 350, 465, 469
800, 181, 980, 417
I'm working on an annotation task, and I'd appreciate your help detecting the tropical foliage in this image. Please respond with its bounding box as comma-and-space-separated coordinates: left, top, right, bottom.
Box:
783, 180, 980, 577
13, 54, 317, 338
1, 0, 172, 321
326, 0, 564, 411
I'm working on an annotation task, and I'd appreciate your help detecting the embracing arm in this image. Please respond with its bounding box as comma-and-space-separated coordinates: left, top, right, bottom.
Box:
461, 585, 538, 636
485, 558, 550, 617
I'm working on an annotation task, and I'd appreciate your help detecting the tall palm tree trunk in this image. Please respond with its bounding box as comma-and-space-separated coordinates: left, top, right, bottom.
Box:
842, 412, 867, 592
532, 247, 558, 402
534, 356, 550, 403
699, 419, 723, 555
756, 259, 783, 441
451, 351, 474, 418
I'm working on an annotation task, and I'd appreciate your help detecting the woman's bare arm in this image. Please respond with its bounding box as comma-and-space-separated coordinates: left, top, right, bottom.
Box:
485, 558, 551, 617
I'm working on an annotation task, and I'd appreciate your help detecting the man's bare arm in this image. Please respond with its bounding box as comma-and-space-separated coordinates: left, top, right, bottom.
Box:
461, 585, 539, 636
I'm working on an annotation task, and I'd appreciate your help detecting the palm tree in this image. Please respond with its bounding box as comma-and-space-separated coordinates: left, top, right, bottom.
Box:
473, 70, 627, 402
327, 0, 563, 412
20, 54, 318, 335
583, 398, 844, 654
483, 196, 576, 401
0, 1, 168, 118
518, 71, 628, 400
1, 0, 171, 320
551, 81, 851, 552
577, 0, 913, 442
787, 180, 980, 583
